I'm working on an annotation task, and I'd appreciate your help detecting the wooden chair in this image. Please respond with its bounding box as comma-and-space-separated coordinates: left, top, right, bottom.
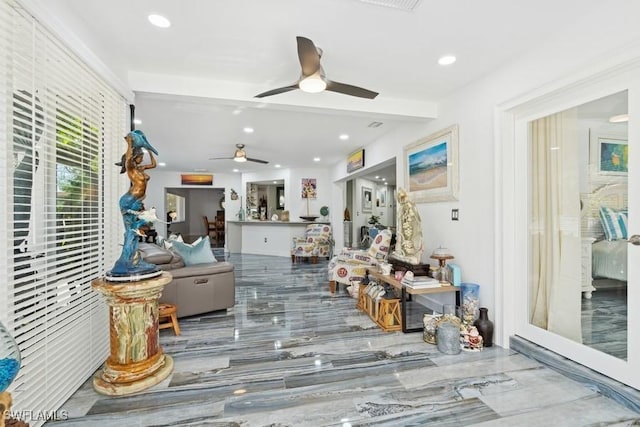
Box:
203, 215, 216, 243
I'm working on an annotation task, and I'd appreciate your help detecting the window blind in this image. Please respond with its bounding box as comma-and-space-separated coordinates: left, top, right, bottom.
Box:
0, 0, 127, 423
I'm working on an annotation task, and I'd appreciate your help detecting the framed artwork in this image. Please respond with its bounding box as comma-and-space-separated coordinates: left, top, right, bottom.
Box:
376, 187, 387, 207
598, 137, 628, 175
589, 131, 627, 184
347, 149, 365, 173
361, 186, 373, 212
181, 174, 213, 185
404, 124, 459, 203
301, 178, 317, 199
276, 186, 285, 209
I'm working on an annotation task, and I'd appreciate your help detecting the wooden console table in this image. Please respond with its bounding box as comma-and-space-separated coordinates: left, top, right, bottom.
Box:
367, 269, 460, 333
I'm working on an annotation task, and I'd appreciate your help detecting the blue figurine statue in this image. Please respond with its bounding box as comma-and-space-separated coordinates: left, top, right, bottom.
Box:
107, 130, 161, 280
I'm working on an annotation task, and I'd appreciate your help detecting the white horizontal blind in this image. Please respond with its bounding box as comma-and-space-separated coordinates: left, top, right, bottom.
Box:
0, 0, 127, 423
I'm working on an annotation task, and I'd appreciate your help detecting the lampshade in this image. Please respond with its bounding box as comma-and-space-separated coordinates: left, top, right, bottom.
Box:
431, 246, 453, 259
299, 73, 327, 93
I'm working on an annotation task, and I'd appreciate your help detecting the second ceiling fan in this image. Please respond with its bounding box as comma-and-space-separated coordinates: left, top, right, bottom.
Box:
209, 144, 269, 164
255, 36, 378, 99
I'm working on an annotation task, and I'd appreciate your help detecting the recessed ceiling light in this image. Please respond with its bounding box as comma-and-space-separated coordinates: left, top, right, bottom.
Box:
438, 55, 456, 66
375, 176, 379, 179
382, 178, 386, 181
339, 134, 349, 140
243, 127, 254, 133
273, 181, 277, 184
313, 157, 321, 162
158, 162, 166, 167
232, 168, 239, 172
609, 113, 629, 123
275, 164, 281, 168
133, 118, 142, 125
148, 14, 171, 28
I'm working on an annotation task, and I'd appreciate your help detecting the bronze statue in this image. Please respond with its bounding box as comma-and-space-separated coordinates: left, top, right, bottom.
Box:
107, 130, 160, 279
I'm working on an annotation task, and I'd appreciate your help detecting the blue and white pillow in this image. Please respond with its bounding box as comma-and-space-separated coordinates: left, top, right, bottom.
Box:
599, 206, 628, 241
170, 236, 217, 265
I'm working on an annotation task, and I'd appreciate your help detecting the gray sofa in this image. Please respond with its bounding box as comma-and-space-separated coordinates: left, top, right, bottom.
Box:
138, 242, 235, 318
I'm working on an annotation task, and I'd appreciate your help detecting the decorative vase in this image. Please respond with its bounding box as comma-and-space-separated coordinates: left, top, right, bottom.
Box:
459, 282, 480, 325
436, 321, 461, 355
0, 322, 21, 392
473, 307, 494, 347
422, 313, 441, 344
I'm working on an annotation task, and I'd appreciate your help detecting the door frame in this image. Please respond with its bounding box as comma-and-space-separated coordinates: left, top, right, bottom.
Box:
495, 59, 640, 389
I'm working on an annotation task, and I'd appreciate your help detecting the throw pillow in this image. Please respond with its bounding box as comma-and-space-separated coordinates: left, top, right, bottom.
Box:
162, 233, 184, 249
170, 235, 217, 265
599, 206, 628, 241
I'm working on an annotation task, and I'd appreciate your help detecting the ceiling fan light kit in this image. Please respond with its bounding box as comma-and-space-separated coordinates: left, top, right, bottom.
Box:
299, 74, 327, 93
255, 36, 378, 99
210, 144, 269, 164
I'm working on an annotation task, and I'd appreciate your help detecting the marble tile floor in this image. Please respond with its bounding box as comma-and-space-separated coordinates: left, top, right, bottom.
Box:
581, 286, 627, 360
52, 254, 640, 426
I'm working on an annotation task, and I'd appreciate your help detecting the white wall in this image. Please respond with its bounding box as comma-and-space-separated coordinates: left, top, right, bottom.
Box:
326, 4, 640, 345
144, 170, 242, 238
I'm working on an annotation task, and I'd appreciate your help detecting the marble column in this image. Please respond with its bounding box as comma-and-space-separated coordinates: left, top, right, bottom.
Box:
91, 272, 174, 396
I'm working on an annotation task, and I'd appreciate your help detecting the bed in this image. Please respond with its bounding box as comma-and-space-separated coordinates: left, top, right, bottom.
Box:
580, 183, 628, 298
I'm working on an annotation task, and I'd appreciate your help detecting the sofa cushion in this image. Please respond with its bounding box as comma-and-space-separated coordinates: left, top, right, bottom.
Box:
170, 236, 217, 266
138, 242, 183, 265
169, 261, 234, 279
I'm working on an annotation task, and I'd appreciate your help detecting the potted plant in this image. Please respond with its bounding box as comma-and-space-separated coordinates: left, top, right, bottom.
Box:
368, 214, 380, 225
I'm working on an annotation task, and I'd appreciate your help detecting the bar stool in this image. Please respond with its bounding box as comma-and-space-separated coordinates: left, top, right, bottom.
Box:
158, 303, 181, 335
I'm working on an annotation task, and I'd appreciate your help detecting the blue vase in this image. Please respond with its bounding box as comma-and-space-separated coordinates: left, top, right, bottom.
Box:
460, 283, 480, 325
0, 322, 21, 392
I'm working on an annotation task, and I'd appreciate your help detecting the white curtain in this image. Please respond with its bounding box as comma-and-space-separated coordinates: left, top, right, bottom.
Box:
530, 109, 582, 342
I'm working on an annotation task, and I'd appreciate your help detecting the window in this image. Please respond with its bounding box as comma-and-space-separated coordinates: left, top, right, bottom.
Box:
0, 1, 127, 421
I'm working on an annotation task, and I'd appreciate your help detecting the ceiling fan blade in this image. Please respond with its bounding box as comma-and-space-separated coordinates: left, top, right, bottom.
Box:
255, 84, 299, 98
208, 156, 233, 160
325, 80, 378, 99
246, 157, 269, 164
297, 36, 321, 76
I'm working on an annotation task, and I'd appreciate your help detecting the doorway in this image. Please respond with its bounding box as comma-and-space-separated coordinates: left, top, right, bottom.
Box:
497, 66, 639, 389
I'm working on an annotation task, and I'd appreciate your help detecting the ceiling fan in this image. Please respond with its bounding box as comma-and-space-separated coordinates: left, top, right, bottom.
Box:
209, 144, 269, 164
255, 36, 378, 99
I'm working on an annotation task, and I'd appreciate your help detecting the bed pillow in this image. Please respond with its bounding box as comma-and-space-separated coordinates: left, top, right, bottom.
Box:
599, 206, 628, 241
170, 236, 217, 265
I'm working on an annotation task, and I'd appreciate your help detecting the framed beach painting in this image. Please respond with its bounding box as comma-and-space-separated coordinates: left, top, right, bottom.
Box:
347, 148, 365, 173
404, 124, 459, 203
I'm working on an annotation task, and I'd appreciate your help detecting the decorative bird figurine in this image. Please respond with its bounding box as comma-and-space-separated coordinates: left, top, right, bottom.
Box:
129, 129, 158, 155
132, 207, 167, 224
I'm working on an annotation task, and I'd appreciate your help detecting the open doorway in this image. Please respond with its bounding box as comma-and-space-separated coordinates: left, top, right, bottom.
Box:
164, 187, 225, 247
344, 159, 397, 249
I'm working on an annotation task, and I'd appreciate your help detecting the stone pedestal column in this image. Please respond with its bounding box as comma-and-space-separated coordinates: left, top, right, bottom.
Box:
91, 272, 174, 396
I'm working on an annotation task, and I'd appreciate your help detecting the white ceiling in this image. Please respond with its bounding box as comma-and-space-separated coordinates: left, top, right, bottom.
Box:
39, 0, 605, 174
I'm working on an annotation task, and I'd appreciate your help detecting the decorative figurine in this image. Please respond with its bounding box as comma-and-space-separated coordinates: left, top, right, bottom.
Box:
107, 130, 162, 280
461, 325, 484, 351
391, 188, 424, 265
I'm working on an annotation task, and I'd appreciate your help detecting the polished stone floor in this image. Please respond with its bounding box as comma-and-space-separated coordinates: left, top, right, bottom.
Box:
582, 285, 627, 360
52, 253, 640, 426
